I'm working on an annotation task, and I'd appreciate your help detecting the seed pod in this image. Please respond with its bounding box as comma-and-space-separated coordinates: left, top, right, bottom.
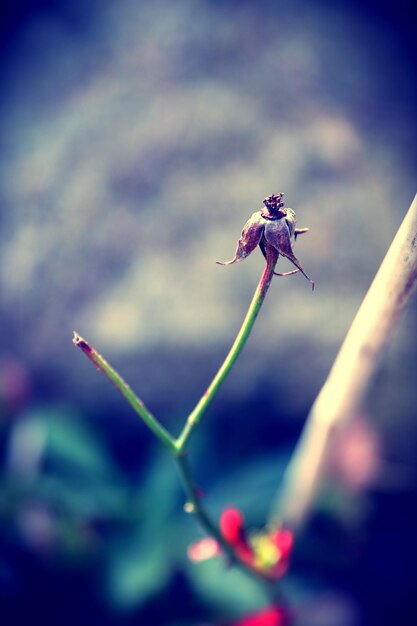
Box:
218, 194, 314, 289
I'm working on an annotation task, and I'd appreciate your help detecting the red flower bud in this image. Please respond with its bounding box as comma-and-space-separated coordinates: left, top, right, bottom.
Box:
218, 193, 314, 289
230, 605, 289, 626
219, 508, 245, 544
219, 508, 254, 564
272, 529, 293, 560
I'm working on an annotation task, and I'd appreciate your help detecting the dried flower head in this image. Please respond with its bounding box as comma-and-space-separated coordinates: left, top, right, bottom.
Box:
218, 193, 314, 289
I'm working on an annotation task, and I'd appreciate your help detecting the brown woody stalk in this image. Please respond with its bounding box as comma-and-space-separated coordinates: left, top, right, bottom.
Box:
274, 194, 417, 531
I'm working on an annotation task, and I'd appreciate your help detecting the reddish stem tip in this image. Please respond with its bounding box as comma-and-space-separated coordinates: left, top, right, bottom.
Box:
72, 331, 93, 354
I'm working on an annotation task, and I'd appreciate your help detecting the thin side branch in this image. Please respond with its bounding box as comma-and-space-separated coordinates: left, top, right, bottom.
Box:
274, 194, 417, 531
72, 332, 278, 585
73, 332, 177, 454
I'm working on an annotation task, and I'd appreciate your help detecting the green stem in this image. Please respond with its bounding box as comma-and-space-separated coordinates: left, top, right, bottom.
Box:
175, 257, 277, 453
176, 453, 276, 585
72, 332, 278, 585
176, 454, 227, 544
72, 332, 177, 454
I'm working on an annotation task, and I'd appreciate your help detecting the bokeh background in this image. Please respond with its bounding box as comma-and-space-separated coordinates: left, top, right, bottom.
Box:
0, 1, 416, 625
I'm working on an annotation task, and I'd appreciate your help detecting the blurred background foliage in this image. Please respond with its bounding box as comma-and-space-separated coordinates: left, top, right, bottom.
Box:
0, 0, 416, 624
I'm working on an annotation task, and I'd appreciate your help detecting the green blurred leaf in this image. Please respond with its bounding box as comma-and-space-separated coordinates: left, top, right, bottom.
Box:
10, 407, 114, 483
41, 408, 114, 479
108, 535, 170, 609
187, 557, 270, 618
138, 449, 180, 526
6, 407, 129, 520
36, 475, 129, 519
105, 450, 181, 609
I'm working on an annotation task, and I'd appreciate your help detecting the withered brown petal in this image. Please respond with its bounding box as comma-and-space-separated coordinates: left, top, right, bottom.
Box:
264, 219, 314, 288
217, 212, 265, 266
294, 227, 309, 240
274, 269, 300, 277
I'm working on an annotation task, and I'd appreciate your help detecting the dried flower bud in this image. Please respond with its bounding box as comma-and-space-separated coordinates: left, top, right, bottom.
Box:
218, 193, 314, 289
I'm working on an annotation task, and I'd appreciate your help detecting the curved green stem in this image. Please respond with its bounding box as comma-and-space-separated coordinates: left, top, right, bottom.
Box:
176, 453, 229, 545
72, 332, 177, 454
175, 255, 277, 453
176, 453, 278, 586
72, 331, 279, 585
